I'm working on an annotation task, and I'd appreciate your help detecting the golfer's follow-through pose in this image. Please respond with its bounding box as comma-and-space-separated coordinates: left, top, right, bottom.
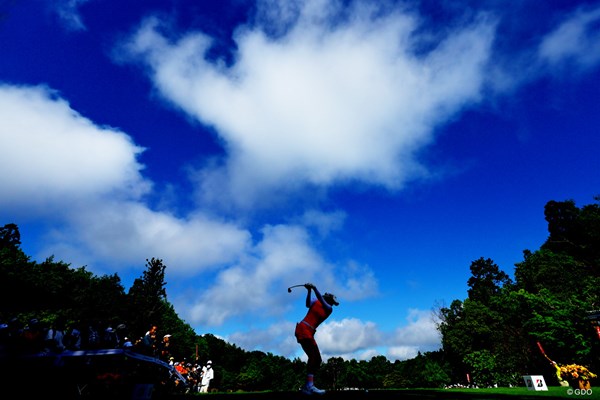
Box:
294, 282, 339, 395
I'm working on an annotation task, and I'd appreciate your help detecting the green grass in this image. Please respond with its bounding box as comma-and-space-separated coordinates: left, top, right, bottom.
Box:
176, 386, 600, 399
390, 386, 599, 399
441, 387, 570, 395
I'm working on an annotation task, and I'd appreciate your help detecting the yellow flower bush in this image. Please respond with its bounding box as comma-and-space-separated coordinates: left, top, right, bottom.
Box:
560, 364, 597, 381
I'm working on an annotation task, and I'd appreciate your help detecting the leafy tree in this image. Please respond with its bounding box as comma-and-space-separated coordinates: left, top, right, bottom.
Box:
437, 299, 467, 383
514, 249, 594, 300
541, 198, 600, 294
127, 257, 168, 335
420, 354, 451, 388
0, 223, 32, 317
438, 298, 507, 378
523, 289, 595, 364
345, 359, 368, 389
89, 273, 127, 323
467, 257, 512, 305
0, 223, 21, 251
543, 198, 600, 268
491, 289, 538, 381
237, 351, 297, 391
269, 354, 300, 391
157, 301, 197, 361
391, 351, 450, 388
237, 352, 267, 390
463, 350, 499, 387
382, 369, 409, 388
321, 356, 345, 390
438, 197, 600, 387
365, 355, 392, 388
196, 333, 249, 390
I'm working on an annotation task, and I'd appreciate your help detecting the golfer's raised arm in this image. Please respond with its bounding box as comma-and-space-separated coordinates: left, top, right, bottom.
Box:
304, 282, 313, 307
310, 284, 331, 310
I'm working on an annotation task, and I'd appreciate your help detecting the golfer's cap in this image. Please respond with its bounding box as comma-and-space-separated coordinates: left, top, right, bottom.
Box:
207, 360, 212, 364
324, 292, 339, 306
164, 334, 172, 338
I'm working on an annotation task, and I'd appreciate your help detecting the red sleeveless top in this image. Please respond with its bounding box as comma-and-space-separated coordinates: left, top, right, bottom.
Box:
303, 300, 332, 329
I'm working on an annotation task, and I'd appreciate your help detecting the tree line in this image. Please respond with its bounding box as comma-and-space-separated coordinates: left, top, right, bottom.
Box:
0, 196, 598, 391
437, 197, 599, 387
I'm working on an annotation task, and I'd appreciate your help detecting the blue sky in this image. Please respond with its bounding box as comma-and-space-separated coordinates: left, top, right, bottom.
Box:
1, 0, 599, 362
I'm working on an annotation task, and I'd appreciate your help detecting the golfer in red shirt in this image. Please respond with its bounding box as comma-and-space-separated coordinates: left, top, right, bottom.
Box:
294, 282, 339, 395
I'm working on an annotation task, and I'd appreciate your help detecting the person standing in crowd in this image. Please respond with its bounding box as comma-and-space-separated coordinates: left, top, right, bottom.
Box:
102, 326, 119, 348
64, 322, 82, 350
199, 360, 214, 393
188, 363, 201, 392
294, 283, 339, 395
142, 325, 158, 356
22, 318, 45, 354
159, 334, 171, 362
44, 318, 66, 353
84, 321, 100, 349
115, 323, 128, 346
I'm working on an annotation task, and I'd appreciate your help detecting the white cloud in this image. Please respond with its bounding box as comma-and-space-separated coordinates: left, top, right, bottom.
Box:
224, 308, 441, 361
538, 5, 600, 72
0, 77, 425, 361
299, 209, 346, 237
184, 223, 377, 326
317, 310, 440, 361
228, 321, 299, 358
0, 84, 252, 276
0, 84, 149, 216
120, 0, 495, 209
318, 318, 382, 354
387, 346, 421, 361
0, 82, 379, 348
391, 308, 441, 348
331, 260, 378, 302
54, 0, 90, 31
42, 202, 252, 275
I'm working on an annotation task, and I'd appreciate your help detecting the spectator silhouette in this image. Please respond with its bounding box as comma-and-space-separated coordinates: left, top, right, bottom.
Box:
44, 317, 66, 353
141, 325, 158, 356
64, 322, 82, 350
21, 318, 45, 354
199, 360, 214, 393
159, 334, 172, 362
84, 321, 101, 350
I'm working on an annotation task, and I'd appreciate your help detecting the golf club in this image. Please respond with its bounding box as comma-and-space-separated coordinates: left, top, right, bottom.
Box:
287, 284, 305, 293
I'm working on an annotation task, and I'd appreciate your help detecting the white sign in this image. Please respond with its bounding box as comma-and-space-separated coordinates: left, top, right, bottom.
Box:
523, 375, 548, 391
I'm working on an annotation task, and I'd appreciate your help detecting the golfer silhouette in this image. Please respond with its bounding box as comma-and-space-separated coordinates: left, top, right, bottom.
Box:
294, 282, 339, 395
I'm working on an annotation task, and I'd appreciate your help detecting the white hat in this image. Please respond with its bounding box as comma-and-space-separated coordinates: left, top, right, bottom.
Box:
207, 360, 212, 364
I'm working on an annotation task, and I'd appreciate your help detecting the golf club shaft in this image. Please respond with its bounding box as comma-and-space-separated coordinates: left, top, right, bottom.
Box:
287, 284, 305, 292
